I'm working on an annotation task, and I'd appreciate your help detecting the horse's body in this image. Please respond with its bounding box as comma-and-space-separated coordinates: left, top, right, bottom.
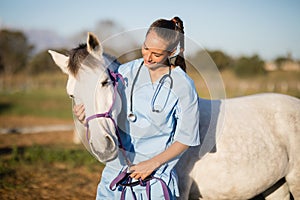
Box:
177, 94, 300, 200
49, 32, 300, 199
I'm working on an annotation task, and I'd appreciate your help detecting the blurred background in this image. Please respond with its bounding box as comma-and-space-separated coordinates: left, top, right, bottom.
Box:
0, 0, 299, 199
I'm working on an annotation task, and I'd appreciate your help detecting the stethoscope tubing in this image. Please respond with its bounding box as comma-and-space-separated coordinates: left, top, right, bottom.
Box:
128, 61, 173, 122
151, 74, 173, 112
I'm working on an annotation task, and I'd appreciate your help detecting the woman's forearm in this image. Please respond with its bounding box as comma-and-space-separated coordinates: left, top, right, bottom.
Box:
151, 141, 189, 167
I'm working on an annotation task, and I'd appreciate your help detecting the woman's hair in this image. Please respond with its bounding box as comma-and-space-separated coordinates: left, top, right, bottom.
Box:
146, 16, 186, 72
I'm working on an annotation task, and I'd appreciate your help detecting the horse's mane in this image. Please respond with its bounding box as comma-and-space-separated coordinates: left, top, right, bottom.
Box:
68, 43, 89, 76
67, 43, 120, 76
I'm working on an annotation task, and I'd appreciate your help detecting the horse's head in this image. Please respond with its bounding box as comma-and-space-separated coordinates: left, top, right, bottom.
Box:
49, 32, 121, 162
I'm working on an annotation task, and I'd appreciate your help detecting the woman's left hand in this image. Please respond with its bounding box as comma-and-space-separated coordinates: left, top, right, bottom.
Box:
129, 159, 161, 180
129, 141, 188, 180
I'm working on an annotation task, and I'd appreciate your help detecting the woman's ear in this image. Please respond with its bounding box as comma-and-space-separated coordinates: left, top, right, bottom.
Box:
168, 44, 180, 65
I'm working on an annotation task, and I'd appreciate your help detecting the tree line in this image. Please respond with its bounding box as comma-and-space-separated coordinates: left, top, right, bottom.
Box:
0, 29, 297, 78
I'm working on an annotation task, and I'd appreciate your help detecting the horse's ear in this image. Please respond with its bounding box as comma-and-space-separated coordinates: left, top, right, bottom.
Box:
48, 50, 69, 74
87, 32, 103, 59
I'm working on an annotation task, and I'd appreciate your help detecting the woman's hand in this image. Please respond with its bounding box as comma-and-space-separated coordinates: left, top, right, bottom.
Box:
129, 141, 189, 180
129, 159, 161, 180
73, 104, 86, 125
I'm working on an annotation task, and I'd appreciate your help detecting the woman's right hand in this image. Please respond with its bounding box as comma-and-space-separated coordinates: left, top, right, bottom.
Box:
73, 104, 86, 125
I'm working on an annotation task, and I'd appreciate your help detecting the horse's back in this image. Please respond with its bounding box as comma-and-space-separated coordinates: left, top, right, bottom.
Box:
198, 93, 300, 156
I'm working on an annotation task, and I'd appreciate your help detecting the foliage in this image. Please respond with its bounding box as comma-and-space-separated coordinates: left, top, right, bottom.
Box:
27, 49, 66, 75
233, 54, 266, 77
207, 50, 233, 71
0, 29, 33, 75
274, 56, 293, 69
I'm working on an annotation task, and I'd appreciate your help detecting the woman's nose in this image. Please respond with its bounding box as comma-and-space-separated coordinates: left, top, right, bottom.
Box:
145, 52, 152, 61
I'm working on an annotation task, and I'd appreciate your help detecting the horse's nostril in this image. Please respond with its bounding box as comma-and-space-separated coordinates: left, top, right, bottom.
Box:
105, 135, 116, 150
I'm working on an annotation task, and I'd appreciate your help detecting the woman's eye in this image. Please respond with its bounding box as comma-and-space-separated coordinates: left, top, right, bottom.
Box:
143, 44, 149, 50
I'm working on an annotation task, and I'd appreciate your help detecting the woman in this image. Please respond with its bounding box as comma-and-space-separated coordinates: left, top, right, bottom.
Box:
75, 17, 200, 199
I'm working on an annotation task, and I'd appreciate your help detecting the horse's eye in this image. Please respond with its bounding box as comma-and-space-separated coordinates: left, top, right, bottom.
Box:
101, 78, 110, 86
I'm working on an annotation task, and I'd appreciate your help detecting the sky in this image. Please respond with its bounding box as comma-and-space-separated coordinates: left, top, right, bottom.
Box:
0, 0, 300, 61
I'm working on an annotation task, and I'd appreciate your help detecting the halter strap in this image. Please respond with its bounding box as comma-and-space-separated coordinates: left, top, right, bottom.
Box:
84, 69, 132, 166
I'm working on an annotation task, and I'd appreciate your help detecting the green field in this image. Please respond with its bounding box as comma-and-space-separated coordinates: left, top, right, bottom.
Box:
1, 70, 299, 119
0, 73, 72, 119
0, 88, 71, 119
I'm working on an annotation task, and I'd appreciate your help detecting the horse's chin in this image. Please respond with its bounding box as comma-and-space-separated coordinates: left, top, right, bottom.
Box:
90, 134, 118, 163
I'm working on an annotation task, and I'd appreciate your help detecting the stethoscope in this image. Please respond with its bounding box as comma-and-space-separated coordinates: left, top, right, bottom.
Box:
127, 61, 173, 122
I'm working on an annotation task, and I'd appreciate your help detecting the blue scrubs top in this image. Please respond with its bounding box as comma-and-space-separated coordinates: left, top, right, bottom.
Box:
97, 58, 200, 199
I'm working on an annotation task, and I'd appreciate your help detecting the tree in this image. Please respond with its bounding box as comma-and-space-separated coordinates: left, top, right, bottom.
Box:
274, 56, 293, 69
27, 49, 66, 75
207, 50, 232, 71
233, 55, 266, 77
0, 29, 33, 75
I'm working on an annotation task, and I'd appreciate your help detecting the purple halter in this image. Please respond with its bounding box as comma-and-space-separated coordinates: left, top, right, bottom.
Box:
85, 69, 123, 127
84, 69, 130, 164
84, 69, 170, 200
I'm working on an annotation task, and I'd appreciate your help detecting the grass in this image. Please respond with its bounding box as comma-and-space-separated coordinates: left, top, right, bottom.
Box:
0, 72, 71, 119
0, 87, 72, 119
0, 70, 299, 120
0, 144, 103, 188
0, 144, 104, 199
221, 70, 300, 98
0, 144, 101, 169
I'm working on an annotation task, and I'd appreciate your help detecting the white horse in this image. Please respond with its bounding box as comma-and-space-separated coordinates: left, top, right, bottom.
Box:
49, 32, 300, 200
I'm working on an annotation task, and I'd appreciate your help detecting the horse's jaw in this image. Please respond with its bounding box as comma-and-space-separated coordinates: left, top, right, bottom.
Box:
76, 69, 120, 163
81, 99, 119, 163
90, 84, 122, 162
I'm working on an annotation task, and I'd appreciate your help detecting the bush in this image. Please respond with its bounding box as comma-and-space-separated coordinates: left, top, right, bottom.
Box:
233, 55, 266, 77
208, 50, 232, 71
0, 29, 33, 75
27, 49, 67, 75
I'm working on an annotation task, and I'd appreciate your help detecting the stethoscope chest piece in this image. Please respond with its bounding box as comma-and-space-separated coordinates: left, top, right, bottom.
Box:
127, 112, 137, 122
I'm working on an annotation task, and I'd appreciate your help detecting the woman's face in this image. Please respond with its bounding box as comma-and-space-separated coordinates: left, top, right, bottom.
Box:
142, 31, 171, 69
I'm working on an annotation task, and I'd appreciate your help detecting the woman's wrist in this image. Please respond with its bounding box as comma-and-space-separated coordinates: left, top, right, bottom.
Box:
150, 157, 163, 170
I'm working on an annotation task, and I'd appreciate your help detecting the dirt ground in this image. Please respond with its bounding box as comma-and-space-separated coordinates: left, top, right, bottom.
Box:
0, 116, 292, 200
0, 116, 103, 200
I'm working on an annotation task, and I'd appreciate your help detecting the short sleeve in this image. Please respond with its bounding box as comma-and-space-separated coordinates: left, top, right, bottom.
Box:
173, 73, 200, 146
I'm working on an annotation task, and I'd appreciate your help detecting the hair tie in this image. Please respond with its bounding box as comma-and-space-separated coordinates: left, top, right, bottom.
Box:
172, 18, 178, 28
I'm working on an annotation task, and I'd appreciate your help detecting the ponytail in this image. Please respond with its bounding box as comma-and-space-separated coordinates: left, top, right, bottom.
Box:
171, 17, 186, 72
